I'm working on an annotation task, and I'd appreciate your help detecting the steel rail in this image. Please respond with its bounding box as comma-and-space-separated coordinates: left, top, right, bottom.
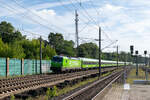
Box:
63, 70, 124, 100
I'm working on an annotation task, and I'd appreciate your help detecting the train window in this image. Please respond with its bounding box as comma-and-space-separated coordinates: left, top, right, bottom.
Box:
52, 57, 63, 62
52, 57, 57, 61
58, 58, 63, 62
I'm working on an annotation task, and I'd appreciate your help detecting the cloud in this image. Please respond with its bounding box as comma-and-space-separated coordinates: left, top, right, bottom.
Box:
33, 9, 56, 18
30, 0, 90, 10
1, 0, 150, 55
104, 4, 124, 11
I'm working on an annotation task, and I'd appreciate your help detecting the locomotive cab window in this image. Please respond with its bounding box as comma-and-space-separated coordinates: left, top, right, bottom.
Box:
52, 56, 63, 62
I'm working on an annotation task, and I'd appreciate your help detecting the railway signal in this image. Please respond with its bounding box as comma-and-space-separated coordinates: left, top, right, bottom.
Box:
135, 50, 138, 76
144, 50, 147, 66
130, 45, 134, 56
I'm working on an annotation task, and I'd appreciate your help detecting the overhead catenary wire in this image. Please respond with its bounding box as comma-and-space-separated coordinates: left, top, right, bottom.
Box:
71, 0, 114, 43
89, 0, 101, 23
101, 40, 118, 51
1, 0, 115, 48
59, 0, 111, 43
13, 0, 69, 34
0, 0, 72, 40
54, 0, 114, 45
0, 1, 57, 32
59, 0, 99, 30
20, 30, 48, 39
76, 0, 99, 26
84, 0, 113, 42
57, 0, 98, 32
70, 0, 99, 26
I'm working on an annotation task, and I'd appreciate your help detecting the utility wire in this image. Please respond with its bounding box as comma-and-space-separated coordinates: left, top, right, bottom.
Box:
0, 3, 49, 39
70, 0, 98, 26
13, 0, 69, 33
76, 0, 99, 26
101, 40, 118, 50
85, 0, 113, 42
89, 0, 101, 25
20, 30, 48, 38
78, 21, 90, 33
57, 0, 98, 33
0, 1, 57, 32
74, 0, 114, 43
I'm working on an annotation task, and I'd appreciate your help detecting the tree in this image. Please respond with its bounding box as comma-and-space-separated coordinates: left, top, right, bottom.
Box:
0, 38, 9, 57
20, 39, 56, 59
48, 32, 64, 54
0, 38, 25, 58
0, 21, 25, 43
77, 42, 99, 58
9, 42, 25, 58
60, 40, 75, 56
48, 33, 76, 56
42, 45, 56, 59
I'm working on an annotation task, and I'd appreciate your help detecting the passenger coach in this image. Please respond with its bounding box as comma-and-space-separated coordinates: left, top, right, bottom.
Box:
51, 56, 125, 72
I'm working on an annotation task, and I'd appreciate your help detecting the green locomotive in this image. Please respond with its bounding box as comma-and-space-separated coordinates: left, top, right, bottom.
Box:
51, 56, 125, 72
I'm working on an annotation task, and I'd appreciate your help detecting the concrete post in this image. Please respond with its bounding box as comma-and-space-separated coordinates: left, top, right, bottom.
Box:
6, 58, 9, 77
21, 58, 24, 75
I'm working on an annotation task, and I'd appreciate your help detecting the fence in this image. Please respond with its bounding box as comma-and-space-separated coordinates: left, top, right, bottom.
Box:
0, 57, 51, 77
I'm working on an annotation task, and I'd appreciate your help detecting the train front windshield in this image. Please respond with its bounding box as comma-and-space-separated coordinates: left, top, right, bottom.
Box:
52, 56, 63, 62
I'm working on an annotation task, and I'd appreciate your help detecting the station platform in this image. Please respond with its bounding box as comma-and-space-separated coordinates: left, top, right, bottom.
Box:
94, 68, 150, 100
98, 84, 150, 100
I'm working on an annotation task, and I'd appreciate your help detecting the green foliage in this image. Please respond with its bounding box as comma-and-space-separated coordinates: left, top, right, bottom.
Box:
20, 39, 41, 59
0, 38, 25, 58
9, 42, 26, 59
48, 33, 75, 56
43, 45, 56, 60
46, 88, 51, 100
77, 42, 99, 58
20, 39, 56, 59
52, 86, 58, 97
48, 32, 64, 54
46, 86, 58, 99
60, 40, 75, 56
10, 94, 15, 100
0, 21, 57, 59
0, 21, 138, 63
0, 38, 9, 57
0, 21, 25, 43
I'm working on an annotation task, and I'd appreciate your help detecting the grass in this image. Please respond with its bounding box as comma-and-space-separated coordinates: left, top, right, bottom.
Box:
126, 68, 149, 84
0, 75, 26, 79
10, 69, 122, 100
28, 70, 116, 100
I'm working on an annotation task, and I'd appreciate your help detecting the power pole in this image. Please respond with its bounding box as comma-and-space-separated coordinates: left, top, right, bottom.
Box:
99, 27, 101, 77
149, 54, 150, 67
40, 36, 42, 74
117, 45, 119, 68
75, 10, 79, 48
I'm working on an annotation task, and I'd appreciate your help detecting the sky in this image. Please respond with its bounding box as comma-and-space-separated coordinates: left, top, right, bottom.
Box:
0, 0, 150, 55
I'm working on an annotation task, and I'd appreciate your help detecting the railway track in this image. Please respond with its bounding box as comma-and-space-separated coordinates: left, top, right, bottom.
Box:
63, 68, 129, 100
0, 67, 118, 99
